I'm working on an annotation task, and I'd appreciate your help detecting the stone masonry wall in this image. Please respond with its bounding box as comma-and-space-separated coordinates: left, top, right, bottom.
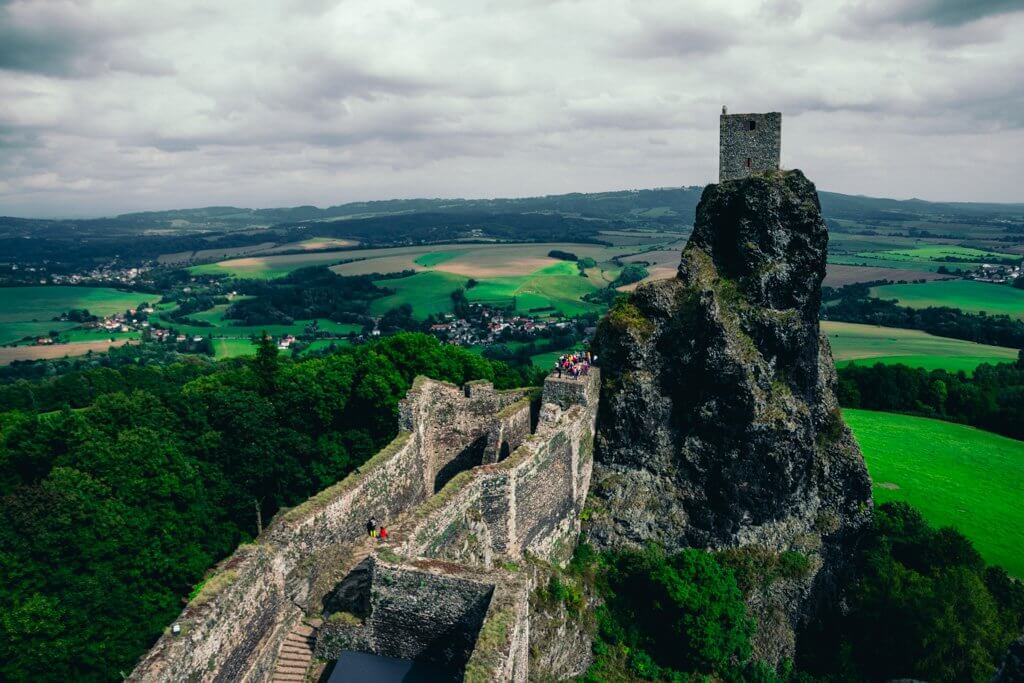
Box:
392, 371, 600, 569
316, 559, 500, 669
129, 378, 529, 683
316, 557, 532, 682
719, 112, 781, 182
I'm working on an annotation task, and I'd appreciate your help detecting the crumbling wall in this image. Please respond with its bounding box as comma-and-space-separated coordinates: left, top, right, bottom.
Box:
129, 378, 529, 683
392, 372, 600, 568
317, 558, 499, 671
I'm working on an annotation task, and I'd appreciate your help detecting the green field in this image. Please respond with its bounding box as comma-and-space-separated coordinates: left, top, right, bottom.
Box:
369, 271, 469, 319
0, 287, 152, 345
839, 245, 1018, 273
865, 245, 1016, 263
467, 262, 603, 317
825, 321, 1018, 372
845, 409, 1024, 576
368, 259, 608, 320
413, 250, 467, 267
157, 301, 363, 341
213, 338, 257, 358
870, 280, 1024, 319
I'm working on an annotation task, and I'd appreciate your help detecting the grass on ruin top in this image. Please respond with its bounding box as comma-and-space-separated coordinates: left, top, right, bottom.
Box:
189, 570, 239, 606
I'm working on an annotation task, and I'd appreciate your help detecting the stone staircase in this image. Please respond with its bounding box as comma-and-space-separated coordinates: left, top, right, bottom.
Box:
269, 535, 399, 682
271, 622, 316, 683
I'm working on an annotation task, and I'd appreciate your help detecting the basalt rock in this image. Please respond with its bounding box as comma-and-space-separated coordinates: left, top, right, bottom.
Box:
586, 170, 872, 663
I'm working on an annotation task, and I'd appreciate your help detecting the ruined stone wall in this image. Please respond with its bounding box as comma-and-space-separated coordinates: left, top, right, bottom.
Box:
719, 112, 781, 181
129, 378, 529, 683
317, 558, 532, 682
392, 371, 600, 568
317, 559, 498, 668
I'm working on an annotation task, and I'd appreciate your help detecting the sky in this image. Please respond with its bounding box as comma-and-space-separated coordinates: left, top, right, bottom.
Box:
1, 0, 1023, 218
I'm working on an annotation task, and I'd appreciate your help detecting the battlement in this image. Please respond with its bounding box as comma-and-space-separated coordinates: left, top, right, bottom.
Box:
719, 110, 781, 182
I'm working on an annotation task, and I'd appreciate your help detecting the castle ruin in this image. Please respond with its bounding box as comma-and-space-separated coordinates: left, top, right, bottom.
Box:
719, 108, 781, 181
129, 370, 600, 683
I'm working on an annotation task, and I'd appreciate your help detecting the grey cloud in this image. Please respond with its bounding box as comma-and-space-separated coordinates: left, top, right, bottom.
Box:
0, 2, 173, 78
846, 0, 1024, 27
1, 0, 1023, 217
613, 22, 734, 59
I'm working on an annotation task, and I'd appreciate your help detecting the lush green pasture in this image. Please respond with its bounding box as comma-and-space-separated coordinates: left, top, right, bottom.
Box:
869, 280, 1024, 319
825, 321, 1018, 372
828, 254, 944, 273
845, 408, 1024, 576
0, 321, 77, 345
57, 329, 141, 343
0, 286, 151, 345
369, 259, 608, 320
156, 306, 361, 340
869, 245, 1015, 263
833, 245, 1018, 274
369, 271, 468, 319
213, 338, 256, 358
414, 250, 466, 267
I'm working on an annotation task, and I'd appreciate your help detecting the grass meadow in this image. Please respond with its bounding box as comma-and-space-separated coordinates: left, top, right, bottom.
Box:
0, 287, 152, 345
825, 321, 1018, 373
845, 408, 1024, 576
869, 280, 1024, 319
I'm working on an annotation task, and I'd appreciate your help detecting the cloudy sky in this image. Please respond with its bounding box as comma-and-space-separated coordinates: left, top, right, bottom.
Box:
1, 0, 1023, 217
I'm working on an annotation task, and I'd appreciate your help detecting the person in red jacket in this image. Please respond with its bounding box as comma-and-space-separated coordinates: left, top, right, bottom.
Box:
379, 525, 388, 542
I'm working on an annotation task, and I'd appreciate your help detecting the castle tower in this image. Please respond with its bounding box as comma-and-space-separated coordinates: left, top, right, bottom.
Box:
719, 109, 781, 182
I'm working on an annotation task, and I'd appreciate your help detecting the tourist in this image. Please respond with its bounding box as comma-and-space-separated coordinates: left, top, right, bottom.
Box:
366, 517, 376, 537
554, 359, 562, 378
379, 525, 388, 542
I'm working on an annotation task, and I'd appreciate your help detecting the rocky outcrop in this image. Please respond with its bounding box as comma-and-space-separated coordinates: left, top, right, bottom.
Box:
586, 170, 872, 663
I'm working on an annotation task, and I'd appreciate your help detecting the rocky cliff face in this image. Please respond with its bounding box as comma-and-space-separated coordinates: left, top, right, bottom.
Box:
586, 170, 872, 661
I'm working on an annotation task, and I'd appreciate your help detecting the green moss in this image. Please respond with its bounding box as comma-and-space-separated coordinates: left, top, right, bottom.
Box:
189, 570, 238, 606
605, 301, 654, 338
463, 606, 516, 683
327, 611, 362, 626
716, 546, 811, 596
375, 547, 402, 565
494, 396, 531, 420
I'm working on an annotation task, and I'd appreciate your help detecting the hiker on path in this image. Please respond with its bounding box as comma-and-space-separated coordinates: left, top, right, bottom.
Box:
379, 525, 388, 542
367, 517, 376, 537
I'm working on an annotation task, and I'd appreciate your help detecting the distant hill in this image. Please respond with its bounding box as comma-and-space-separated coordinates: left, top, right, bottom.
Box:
3, 186, 1022, 240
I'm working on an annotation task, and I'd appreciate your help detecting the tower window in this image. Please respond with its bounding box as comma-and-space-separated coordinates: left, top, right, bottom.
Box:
749, 120, 756, 131
746, 158, 752, 168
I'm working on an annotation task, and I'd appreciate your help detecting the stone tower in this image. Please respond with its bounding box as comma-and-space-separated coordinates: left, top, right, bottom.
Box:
719, 109, 781, 182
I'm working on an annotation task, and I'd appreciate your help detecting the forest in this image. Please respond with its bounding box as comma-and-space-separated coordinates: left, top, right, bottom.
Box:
225, 267, 400, 326
0, 333, 541, 682
837, 356, 1024, 440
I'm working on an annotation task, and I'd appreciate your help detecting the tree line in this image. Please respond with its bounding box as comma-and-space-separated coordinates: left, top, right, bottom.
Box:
837, 356, 1024, 440
822, 281, 1024, 349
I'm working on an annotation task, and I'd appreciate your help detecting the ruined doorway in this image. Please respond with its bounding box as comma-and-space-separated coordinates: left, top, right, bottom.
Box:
434, 435, 487, 493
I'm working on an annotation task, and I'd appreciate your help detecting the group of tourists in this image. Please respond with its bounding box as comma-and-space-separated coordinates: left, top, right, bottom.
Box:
366, 517, 388, 541
554, 351, 595, 380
